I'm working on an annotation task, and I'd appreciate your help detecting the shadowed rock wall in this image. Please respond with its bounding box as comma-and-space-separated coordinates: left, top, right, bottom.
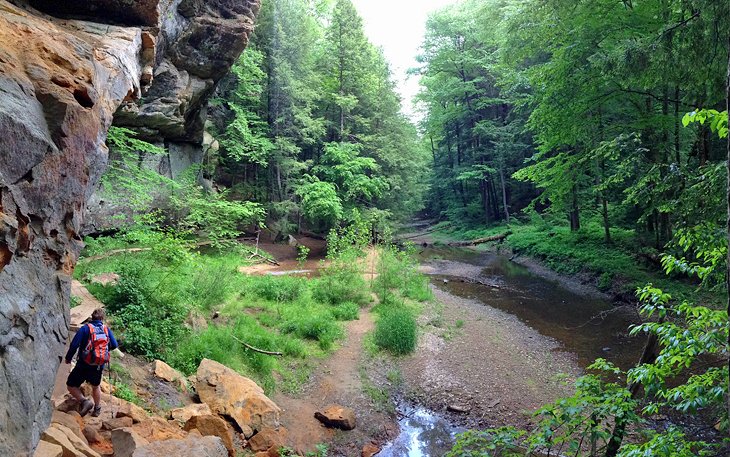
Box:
0, 1, 259, 455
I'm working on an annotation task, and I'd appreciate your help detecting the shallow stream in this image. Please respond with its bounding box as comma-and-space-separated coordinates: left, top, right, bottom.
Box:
378, 246, 644, 456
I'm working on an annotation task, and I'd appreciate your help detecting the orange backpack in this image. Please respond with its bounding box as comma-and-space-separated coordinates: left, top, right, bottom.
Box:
81, 323, 110, 366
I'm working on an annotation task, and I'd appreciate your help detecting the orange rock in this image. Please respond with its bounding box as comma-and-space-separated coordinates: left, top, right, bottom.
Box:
51, 411, 86, 443
194, 359, 281, 433
183, 415, 234, 456
102, 417, 133, 431
169, 403, 212, 424
248, 428, 284, 453
314, 405, 356, 431
131, 417, 187, 442
33, 440, 63, 457
111, 427, 149, 457
362, 443, 380, 457
152, 360, 183, 383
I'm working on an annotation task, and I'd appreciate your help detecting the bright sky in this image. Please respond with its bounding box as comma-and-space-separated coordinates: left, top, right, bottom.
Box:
351, 0, 459, 121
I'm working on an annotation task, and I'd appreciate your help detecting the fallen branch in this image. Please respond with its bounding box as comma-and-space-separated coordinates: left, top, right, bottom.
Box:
247, 250, 280, 266
447, 231, 511, 247
231, 335, 283, 356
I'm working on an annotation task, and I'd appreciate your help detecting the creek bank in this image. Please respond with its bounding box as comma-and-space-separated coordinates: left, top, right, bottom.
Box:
396, 286, 581, 431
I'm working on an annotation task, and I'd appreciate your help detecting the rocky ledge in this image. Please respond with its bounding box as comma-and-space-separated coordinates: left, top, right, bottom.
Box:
0, 1, 259, 455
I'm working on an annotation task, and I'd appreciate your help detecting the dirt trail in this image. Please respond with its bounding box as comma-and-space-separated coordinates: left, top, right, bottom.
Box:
273, 247, 396, 456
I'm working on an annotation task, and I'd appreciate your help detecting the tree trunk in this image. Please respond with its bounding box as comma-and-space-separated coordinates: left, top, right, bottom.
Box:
605, 331, 661, 456
482, 180, 490, 224
674, 85, 680, 164
569, 184, 580, 231
602, 197, 611, 244
725, 35, 729, 434
499, 166, 510, 223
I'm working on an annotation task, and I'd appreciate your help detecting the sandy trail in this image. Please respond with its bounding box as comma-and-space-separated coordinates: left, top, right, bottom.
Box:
273, 247, 396, 456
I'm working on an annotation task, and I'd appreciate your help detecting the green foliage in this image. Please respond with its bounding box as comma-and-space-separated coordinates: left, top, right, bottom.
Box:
682, 109, 729, 139
102, 263, 190, 360
111, 381, 142, 406
445, 427, 525, 457
210, 0, 430, 234
280, 315, 343, 351
296, 178, 343, 230
331, 302, 360, 321
617, 428, 714, 457
103, 127, 172, 212
375, 243, 432, 303
374, 307, 417, 355
296, 244, 311, 265
167, 315, 289, 389
246, 275, 307, 303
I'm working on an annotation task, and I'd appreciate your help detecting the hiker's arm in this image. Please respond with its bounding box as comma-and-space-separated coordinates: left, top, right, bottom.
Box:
108, 328, 119, 351
64, 327, 86, 363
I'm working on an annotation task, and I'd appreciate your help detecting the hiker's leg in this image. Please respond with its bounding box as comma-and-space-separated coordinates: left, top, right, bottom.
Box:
91, 385, 101, 407
67, 386, 85, 402
66, 365, 86, 402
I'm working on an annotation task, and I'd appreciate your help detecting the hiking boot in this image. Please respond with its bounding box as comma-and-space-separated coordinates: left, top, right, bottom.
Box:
91, 405, 102, 417
79, 399, 94, 417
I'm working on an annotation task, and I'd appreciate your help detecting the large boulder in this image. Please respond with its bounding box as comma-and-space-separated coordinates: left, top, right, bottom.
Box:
194, 359, 281, 433
132, 435, 228, 457
34, 440, 64, 457
42, 424, 101, 457
130, 417, 187, 442
152, 360, 184, 383
111, 427, 149, 457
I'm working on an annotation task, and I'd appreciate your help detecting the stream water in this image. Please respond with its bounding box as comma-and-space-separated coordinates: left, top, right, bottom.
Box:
378, 246, 644, 456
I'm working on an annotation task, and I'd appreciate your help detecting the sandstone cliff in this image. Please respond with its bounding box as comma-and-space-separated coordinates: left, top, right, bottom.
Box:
0, 1, 259, 454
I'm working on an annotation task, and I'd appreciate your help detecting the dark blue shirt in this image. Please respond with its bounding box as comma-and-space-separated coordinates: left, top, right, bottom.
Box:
65, 320, 119, 365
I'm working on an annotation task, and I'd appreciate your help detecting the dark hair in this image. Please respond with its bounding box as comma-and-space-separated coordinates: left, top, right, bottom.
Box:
91, 308, 105, 321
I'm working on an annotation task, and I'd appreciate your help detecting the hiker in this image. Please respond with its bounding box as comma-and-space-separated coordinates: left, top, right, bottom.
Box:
65, 308, 118, 417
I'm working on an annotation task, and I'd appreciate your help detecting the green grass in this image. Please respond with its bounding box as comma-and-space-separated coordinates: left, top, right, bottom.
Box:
77, 230, 370, 394
374, 307, 417, 355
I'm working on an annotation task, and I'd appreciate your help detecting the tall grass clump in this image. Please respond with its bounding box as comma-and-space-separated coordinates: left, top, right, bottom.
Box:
375, 243, 432, 303
246, 274, 307, 302
374, 307, 417, 355
167, 315, 305, 392
280, 314, 343, 350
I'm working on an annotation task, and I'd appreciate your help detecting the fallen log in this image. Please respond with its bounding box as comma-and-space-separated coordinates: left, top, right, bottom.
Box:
232, 335, 283, 356
447, 231, 511, 247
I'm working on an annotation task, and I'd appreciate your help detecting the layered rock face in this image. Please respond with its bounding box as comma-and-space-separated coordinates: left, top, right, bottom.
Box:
0, 1, 259, 455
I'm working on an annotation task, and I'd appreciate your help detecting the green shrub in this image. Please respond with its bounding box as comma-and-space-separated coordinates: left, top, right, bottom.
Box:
280, 315, 343, 350
167, 316, 287, 390
111, 381, 142, 405
104, 264, 189, 359
374, 308, 417, 355
598, 272, 613, 291
248, 275, 307, 302
331, 302, 360, 321
375, 244, 432, 303
312, 259, 369, 305
189, 256, 241, 310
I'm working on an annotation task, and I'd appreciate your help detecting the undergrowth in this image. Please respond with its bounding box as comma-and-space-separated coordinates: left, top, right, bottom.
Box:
77, 225, 369, 394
